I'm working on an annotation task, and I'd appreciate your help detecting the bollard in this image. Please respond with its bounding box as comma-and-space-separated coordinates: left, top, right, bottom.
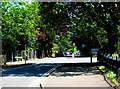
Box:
0, 55, 2, 65
118, 68, 120, 81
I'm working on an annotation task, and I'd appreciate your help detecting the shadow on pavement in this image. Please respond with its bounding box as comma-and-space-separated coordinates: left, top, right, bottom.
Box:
2, 63, 100, 77
51, 63, 101, 77
2, 63, 62, 77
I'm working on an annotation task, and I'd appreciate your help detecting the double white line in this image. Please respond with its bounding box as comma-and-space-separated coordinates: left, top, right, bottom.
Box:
29, 64, 62, 88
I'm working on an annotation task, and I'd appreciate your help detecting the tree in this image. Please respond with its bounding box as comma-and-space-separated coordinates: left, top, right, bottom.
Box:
38, 2, 119, 56
37, 2, 71, 56
65, 2, 119, 54
2, 2, 40, 61
86, 2, 120, 54
2, 2, 119, 60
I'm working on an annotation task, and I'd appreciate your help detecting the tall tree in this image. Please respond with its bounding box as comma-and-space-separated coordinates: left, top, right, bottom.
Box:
37, 2, 70, 56
2, 2, 40, 61
65, 2, 120, 54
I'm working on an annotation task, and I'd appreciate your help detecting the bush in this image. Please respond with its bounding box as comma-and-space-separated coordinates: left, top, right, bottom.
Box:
106, 71, 116, 80
99, 66, 105, 70
99, 66, 107, 73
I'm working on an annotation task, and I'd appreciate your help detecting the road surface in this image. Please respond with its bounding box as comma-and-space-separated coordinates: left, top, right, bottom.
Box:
2, 63, 60, 87
1, 57, 97, 87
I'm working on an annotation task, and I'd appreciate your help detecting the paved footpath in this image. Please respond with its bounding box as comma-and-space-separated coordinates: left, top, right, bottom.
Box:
5, 57, 97, 65
41, 64, 114, 89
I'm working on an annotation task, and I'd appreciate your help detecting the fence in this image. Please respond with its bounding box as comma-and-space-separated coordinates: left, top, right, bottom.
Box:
28, 50, 37, 59
15, 50, 37, 61
0, 55, 6, 65
97, 52, 120, 79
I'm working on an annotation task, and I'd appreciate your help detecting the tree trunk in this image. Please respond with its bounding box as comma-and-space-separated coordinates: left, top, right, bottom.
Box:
105, 24, 118, 54
11, 48, 15, 62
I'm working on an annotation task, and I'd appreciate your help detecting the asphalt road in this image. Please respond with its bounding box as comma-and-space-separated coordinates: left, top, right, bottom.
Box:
2, 63, 59, 87
1, 57, 97, 87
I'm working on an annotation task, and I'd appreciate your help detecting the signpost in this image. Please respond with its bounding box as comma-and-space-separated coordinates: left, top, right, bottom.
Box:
90, 36, 93, 64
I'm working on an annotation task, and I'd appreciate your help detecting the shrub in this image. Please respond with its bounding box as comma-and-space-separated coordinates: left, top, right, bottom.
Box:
99, 66, 105, 70
106, 71, 116, 80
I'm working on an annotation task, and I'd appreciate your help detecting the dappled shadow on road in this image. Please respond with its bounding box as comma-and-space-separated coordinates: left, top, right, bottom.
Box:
2, 63, 33, 71
51, 63, 101, 77
2, 63, 62, 77
2, 63, 101, 77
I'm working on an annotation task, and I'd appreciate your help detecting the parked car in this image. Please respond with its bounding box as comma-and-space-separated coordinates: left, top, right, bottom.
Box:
63, 51, 81, 57
74, 51, 81, 56
63, 52, 72, 57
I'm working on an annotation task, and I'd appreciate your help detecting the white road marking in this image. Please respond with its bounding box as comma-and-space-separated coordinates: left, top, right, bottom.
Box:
29, 64, 62, 87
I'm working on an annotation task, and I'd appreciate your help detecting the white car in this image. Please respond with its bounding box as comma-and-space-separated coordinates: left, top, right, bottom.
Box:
74, 51, 81, 56
63, 51, 81, 57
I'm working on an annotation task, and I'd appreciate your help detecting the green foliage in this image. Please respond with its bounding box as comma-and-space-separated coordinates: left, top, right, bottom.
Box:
60, 36, 72, 52
52, 43, 59, 53
54, 33, 73, 52
106, 71, 116, 80
2, 2, 120, 58
36, 2, 120, 56
66, 2, 119, 54
99, 66, 105, 70
99, 66, 118, 85
99, 66, 107, 73
2, 2, 40, 52
96, 28, 108, 48
112, 79, 119, 86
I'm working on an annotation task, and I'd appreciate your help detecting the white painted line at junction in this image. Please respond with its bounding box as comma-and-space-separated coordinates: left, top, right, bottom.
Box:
29, 64, 62, 87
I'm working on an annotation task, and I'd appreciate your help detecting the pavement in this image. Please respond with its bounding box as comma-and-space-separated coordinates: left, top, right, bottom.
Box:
5, 57, 98, 65
41, 64, 114, 89
1, 57, 113, 88
42, 76, 111, 87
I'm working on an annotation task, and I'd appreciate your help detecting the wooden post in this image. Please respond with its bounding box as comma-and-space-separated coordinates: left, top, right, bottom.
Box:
4, 55, 6, 65
35, 50, 37, 59
11, 50, 14, 62
116, 56, 118, 77
118, 68, 120, 81
90, 52, 92, 64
